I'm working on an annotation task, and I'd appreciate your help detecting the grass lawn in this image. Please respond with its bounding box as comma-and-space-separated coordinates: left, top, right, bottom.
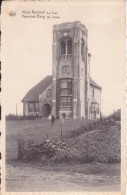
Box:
5, 119, 121, 192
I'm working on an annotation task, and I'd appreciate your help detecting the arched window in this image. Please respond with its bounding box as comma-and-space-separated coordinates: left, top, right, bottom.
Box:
60, 38, 72, 55
67, 40, 72, 54
61, 41, 66, 55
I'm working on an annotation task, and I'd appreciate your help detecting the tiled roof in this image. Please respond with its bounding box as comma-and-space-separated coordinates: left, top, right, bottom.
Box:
22, 75, 52, 102
90, 77, 101, 90
22, 75, 101, 102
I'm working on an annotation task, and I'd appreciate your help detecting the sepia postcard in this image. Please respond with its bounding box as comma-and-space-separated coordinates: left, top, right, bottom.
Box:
1, 0, 126, 194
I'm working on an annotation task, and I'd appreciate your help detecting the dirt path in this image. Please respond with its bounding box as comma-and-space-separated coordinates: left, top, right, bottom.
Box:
6, 162, 120, 192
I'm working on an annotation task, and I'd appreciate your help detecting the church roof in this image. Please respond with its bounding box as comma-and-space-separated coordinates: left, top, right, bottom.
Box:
22, 75, 101, 102
22, 75, 52, 102
90, 77, 101, 90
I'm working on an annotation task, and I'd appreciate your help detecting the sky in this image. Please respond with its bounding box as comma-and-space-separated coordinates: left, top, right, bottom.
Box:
2, 1, 125, 116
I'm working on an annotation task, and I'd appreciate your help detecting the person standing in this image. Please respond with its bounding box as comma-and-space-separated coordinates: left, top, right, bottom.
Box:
61, 114, 64, 125
51, 115, 55, 127
51, 115, 53, 127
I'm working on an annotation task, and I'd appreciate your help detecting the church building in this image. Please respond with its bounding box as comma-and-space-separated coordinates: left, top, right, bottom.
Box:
22, 21, 102, 120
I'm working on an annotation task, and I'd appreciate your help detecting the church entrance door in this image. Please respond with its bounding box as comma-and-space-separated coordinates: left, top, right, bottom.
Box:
42, 104, 51, 117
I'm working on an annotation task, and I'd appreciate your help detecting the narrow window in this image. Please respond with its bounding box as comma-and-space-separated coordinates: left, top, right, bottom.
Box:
67, 80, 72, 89
61, 41, 66, 55
92, 87, 94, 97
81, 38, 85, 60
67, 97, 72, 105
67, 40, 72, 54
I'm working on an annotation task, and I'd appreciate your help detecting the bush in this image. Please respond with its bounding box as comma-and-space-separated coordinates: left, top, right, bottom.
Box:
6, 114, 40, 120
53, 125, 121, 164
18, 138, 67, 161
69, 120, 113, 139
6, 114, 16, 120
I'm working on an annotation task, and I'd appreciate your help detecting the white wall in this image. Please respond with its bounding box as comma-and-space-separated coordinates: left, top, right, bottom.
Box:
89, 85, 101, 119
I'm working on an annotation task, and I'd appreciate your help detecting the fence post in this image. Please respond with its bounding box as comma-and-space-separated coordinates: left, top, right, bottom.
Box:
61, 128, 62, 141
18, 139, 24, 160
18, 139, 21, 160
86, 139, 88, 163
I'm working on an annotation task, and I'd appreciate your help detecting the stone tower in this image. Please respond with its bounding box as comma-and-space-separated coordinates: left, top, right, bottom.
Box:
52, 21, 91, 119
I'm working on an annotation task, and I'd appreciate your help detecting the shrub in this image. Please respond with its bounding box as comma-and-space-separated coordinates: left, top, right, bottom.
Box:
18, 138, 67, 161
6, 114, 40, 120
6, 114, 16, 120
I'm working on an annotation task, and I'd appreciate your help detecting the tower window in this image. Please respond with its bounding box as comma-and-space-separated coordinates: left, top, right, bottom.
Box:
59, 88, 72, 96
59, 78, 72, 89
59, 97, 72, 106
60, 38, 72, 55
62, 65, 69, 74
67, 40, 72, 54
61, 41, 66, 54
67, 80, 72, 88
59, 80, 67, 88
